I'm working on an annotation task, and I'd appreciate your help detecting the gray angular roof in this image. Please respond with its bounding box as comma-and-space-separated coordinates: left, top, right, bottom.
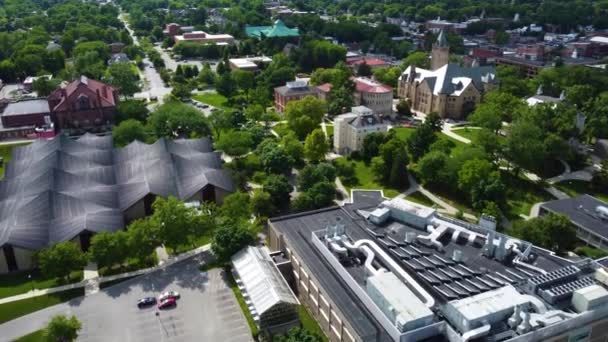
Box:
0, 134, 234, 250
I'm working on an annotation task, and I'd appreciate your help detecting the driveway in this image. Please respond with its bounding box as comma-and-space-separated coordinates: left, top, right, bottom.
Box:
0, 255, 253, 342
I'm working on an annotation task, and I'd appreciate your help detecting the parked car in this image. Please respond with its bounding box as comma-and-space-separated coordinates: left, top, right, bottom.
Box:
158, 297, 176, 309
158, 290, 180, 301
137, 297, 156, 308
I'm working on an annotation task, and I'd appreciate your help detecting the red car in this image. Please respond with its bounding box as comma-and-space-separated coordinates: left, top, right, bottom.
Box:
158, 297, 176, 309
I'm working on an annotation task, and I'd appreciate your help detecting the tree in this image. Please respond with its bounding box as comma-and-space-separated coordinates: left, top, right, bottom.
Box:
458, 159, 505, 208
396, 99, 411, 116
126, 219, 161, 262
263, 175, 292, 210
105, 62, 140, 97
389, 149, 409, 188
216, 130, 254, 156
275, 327, 323, 342
36, 242, 87, 281
244, 104, 265, 122
510, 214, 576, 255
89, 231, 129, 268
112, 119, 148, 147
361, 132, 386, 162
304, 129, 329, 162
148, 102, 209, 138
407, 124, 437, 161
327, 86, 354, 117
44, 315, 82, 342
357, 62, 372, 77
373, 66, 402, 88
116, 99, 149, 124
286, 96, 326, 139
211, 220, 255, 261
257, 139, 294, 174
250, 190, 275, 217
281, 132, 304, 166
504, 120, 546, 174
307, 181, 336, 208
215, 72, 237, 98
416, 151, 451, 187
401, 51, 430, 69
152, 197, 196, 252
297, 163, 336, 190
220, 192, 252, 220
425, 112, 442, 132
208, 109, 236, 140
232, 70, 255, 94
33, 77, 56, 97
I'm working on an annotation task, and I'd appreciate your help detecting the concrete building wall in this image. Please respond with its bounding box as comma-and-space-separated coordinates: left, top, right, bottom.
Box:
359, 91, 393, 116
124, 199, 146, 223
0, 248, 8, 274
214, 187, 230, 205
14, 247, 34, 271
268, 224, 362, 342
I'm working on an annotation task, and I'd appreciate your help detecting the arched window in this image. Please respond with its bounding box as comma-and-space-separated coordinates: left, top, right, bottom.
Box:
78, 95, 90, 110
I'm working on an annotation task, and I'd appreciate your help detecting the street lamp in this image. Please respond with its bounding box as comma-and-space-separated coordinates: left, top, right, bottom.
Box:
28, 273, 34, 294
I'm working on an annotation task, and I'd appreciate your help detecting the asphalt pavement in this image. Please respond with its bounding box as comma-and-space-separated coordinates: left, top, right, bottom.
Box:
0, 255, 253, 342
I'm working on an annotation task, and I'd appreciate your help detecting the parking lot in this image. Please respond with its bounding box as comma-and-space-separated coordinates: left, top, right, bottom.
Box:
0, 256, 253, 342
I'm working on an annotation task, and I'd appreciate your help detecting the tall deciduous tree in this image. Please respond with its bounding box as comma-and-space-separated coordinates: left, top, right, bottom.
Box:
112, 119, 148, 147
211, 220, 255, 261
45, 315, 82, 342
286, 96, 326, 139
89, 231, 130, 268
152, 197, 196, 252
148, 102, 209, 138
304, 129, 329, 162
105, 62, 140, 98
510, 214, 576, 255
36, 242, 87, 281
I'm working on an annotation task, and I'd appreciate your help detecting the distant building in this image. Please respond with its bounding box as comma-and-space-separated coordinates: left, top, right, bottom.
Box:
22, 75, 52, 93
228, 56, 272, 71
173, 31, 235, 45
346, 58, 391, 70
245, 20, 300, 39
108, 42, 125, 54
274, 80, 318, 113
495, 55, 546, 78
540, 195, 608, 249
108, 53, 130, 65
163, 23, 195, 36
0, 135, 234, 273
398, 63, 496, 119
333, 106, 389, 155
526, 86, 564, 107
317, 77, 393, 116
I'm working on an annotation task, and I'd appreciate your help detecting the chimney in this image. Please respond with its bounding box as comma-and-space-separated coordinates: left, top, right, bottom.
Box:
405, 232, 416, 244
452, 249, 463, 263
482, 231, 495, 257
495, 236, 508, 262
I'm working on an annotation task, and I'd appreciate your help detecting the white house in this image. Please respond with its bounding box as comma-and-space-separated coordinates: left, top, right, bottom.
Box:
333, 106, 389, 155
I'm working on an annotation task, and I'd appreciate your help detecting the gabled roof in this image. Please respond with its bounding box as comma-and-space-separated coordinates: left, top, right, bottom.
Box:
0, 134, 233, 250
400, 63, 496, 96
232, 246, 299, 315
48, 76, 117, 112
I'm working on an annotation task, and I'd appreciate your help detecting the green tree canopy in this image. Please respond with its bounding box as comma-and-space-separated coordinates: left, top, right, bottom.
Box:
36, 242, 87, 281
112, 119, 148, 147
304, 129, 329, 162
510, 214, 576, 255
44, 315, 82, 342
148, 102, 210, 138
286, 96, 326, 139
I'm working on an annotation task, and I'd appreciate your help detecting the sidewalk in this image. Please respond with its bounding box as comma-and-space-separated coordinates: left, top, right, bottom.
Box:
0, 244, 211, 306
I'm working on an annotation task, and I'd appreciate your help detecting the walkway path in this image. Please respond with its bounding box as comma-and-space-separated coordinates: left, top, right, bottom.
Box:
83, 262, 99, 296
0, 245, 211, 305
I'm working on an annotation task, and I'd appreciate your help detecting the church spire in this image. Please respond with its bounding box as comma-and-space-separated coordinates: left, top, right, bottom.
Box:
436, 29, 448, 48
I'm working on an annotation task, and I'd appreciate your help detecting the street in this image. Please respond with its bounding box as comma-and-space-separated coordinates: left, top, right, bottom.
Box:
0, 255, 253, 342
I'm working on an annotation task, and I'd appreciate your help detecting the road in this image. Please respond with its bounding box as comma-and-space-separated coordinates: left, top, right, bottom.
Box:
0, 255, 253, 342
118, 13, 172, 102
154, 46, 218, 72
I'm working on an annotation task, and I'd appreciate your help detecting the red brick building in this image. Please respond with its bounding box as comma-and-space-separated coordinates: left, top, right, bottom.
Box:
274, 80, 318, 113
48, 76, 118, 131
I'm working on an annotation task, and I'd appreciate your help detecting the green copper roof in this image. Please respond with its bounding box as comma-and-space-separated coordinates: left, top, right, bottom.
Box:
245, 20, 299, 38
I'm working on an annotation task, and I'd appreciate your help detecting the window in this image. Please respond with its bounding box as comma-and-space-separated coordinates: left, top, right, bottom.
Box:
78, 95, 90, 110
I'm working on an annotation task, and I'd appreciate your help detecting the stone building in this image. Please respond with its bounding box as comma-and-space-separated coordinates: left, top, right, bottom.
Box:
398, 32, 497, 119
333, 106, 389, 155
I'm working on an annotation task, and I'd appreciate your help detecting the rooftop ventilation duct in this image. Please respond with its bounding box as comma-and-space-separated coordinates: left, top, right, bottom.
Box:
452, 249, 463, 263
482, 231, 496, 257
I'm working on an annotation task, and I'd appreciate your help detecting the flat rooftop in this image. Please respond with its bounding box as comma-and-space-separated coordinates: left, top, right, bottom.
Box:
2, 99, 50, 116
541, 195, 608, 239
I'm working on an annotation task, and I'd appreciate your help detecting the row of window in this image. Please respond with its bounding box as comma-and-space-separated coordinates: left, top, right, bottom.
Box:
288, 249, 356, 342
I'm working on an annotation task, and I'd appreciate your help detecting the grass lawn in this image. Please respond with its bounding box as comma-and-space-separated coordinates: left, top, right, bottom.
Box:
272, 122, 292, 137
405, 191, 435, 207
297, 305, 328, 341
0, 270, 83, 300
503, 172, 555, 219
226, 270, 258, 338
192, 92, 230, 111
0, 142, 31, 179
554, 180, 608, 203
334, 158, 402, 198
14, 329, 45, 342
392, 127, 416, 141
0, 288, 84, 324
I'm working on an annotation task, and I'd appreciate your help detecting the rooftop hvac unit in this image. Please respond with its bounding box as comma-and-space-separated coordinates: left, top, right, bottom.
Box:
526, 265, 580, 294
